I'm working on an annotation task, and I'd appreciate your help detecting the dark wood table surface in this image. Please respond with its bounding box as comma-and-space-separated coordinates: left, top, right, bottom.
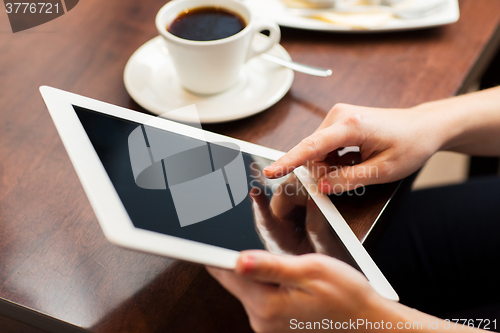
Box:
2, 0, 500, 332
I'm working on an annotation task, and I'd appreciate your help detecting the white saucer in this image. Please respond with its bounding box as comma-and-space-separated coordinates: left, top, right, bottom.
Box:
124, 35, 294, 124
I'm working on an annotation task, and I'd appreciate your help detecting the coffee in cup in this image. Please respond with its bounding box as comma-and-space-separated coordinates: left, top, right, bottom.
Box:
156, 0, 281, 95
168, 6, 246, 41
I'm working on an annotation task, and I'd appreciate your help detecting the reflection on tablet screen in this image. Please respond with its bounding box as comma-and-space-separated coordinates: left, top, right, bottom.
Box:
74, 105, 361, 273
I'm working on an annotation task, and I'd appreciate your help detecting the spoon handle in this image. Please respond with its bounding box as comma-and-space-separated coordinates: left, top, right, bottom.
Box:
261, 53, 333, 77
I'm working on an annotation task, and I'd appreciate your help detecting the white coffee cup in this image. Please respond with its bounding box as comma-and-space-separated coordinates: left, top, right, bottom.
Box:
156, 0, 281, 95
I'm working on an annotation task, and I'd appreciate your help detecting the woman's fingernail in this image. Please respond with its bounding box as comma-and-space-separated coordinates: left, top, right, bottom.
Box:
318, 180, 333, 194
249, 187, 260, 202
263, 165, 275, 174
240, 255, 256, 274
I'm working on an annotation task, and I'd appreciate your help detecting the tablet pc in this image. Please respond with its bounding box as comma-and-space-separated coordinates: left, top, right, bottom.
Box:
40, 86, 398, 301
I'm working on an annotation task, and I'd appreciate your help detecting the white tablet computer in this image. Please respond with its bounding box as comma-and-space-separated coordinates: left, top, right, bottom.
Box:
40, 86, 398, 301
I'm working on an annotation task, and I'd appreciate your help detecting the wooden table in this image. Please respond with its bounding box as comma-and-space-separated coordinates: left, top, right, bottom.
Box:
1, 0, 500, 332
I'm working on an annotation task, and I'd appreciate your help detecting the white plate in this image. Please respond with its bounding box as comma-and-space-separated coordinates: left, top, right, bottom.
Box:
245, 0, 459, 32
124, 35, 294, 124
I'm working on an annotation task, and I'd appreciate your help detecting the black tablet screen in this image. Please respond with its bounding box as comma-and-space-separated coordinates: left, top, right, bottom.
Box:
74, 105, 360, 270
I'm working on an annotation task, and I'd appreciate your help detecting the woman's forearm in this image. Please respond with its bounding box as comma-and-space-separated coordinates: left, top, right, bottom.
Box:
415, 86, 500, 156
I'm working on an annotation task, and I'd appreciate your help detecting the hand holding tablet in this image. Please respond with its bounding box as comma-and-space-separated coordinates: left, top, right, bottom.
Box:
40, 86, 397, 301
207, 250, 406, 333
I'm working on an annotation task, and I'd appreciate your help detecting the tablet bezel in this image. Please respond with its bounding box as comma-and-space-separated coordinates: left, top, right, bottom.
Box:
40, 86, 398, 301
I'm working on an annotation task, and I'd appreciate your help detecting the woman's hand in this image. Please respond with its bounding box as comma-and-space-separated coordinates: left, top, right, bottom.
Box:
263, 103, 445, 194
207, 251, 407, 333
207, 87, 500, 332
207, 251, 484, 333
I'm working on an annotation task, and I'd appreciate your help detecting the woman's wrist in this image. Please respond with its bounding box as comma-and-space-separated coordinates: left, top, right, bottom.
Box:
412, 86, 500, 155
411, 95, 477, 153
408, 100, 460, 155
357, 289, 420, 333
